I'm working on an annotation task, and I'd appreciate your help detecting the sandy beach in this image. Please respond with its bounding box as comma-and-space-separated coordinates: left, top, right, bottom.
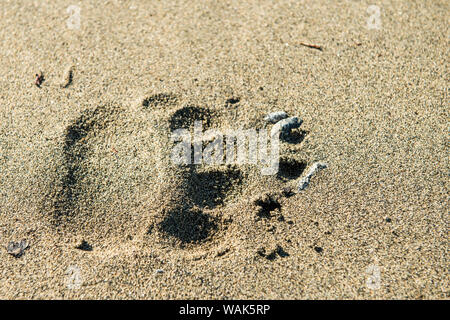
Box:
0, 0, 448, 299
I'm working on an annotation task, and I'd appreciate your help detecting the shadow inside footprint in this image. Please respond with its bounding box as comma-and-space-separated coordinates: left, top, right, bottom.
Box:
277, 158, 307, 180
283, 130, 308, 144
159, 207, 217, 244
255, 194, 281, 219
157, 165, 241, 245
184, 167, 243, 209
55, 107, 114, 217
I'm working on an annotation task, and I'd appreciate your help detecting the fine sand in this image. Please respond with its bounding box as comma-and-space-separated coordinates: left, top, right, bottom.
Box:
0, 0, 448, 299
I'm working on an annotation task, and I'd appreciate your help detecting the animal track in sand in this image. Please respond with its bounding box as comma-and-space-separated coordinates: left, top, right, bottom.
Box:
41, 93, 310, 254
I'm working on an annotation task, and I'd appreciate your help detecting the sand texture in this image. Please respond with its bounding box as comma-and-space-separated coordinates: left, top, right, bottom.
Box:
0, 0, 448, 299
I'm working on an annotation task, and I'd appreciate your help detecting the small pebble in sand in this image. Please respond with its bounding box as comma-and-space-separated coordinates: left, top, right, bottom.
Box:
270, 117, 302, 139
155, 269, 164, 275
297, 162, 328, 191
6, 239, 29, 258
264, 111, 288, 123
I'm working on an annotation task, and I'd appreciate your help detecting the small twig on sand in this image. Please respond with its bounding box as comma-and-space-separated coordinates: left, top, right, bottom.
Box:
299, 42, 323, 51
